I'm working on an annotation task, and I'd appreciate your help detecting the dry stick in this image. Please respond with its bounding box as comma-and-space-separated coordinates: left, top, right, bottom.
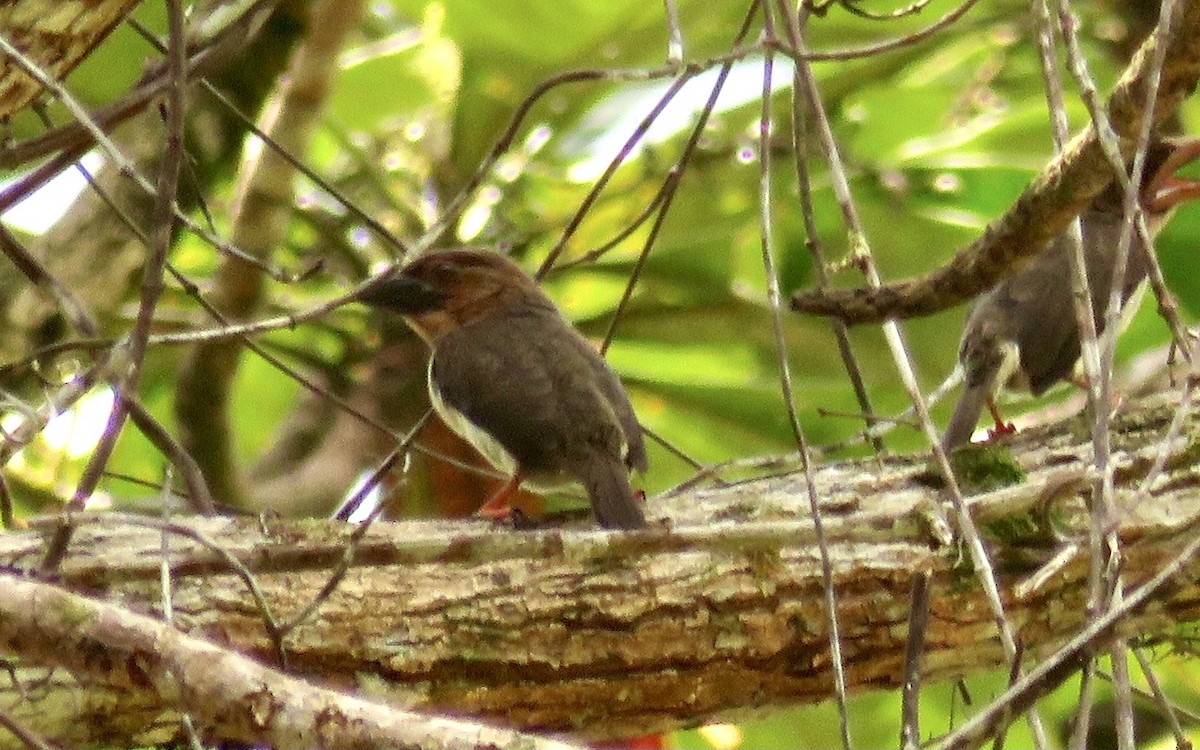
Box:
0, 706, 59, 750
1133, 373, 1199, 503
810, 369, 962, 456
788, 5, 1053, 748
0, 361, 105, 467
789, 0, 1200, 324
0, 139, 92, 212
836, 0, 935, 21
1112, 10, 1194, 497
1027, 2, 1105, 745
769, 0, 979, 63
757, 6, 850, 746
900, 573, 931, 750
332, 436, 418, 522
125, 399, 217, 514
554, 187, 670, 270
25, 510, 286, 661
776, 0, 882, 455
281, 443, 411, 637
41, 0, 189, 572
159, 466, 238, 750
639, 424, 709, 476
1131, 648, 1192, 749
931, 524, 1200, 750
122, 16, 409, 258
0, 475, 15, 530
1055, 4, 1181, 747
0, 0, 272, 170
534, 71, 695, 280
593, 1, 763, 490
0, 224, 94, 340
1095, 0, 1180, 404
0, 29, 291, 283
991, 639, 1027, 750
662, 0, 684, 65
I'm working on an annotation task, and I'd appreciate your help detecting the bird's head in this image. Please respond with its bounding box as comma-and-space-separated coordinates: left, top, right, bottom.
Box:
356, 249, 547, 343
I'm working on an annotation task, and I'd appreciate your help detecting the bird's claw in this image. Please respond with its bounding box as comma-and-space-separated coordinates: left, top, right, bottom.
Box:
474, 503, 516, 521
987, 422, 1017, 440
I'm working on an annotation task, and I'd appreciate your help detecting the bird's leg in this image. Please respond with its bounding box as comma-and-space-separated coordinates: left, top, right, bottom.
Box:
986, 396, 1017, 439
475, 473, 523, 521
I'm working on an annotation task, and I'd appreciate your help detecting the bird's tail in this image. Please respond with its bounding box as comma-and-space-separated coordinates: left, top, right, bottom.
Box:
942, 381, 988, 451
581, 459, 647, 530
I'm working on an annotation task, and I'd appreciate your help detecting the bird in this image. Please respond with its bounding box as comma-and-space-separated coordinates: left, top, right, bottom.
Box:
355, 248, 648, 529
943, 136, 1200, 450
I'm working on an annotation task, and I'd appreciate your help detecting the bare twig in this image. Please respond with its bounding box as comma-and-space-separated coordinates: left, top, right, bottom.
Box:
759, 5, 850, 747
789, 0, 1200, 323
900, 573, 931, 750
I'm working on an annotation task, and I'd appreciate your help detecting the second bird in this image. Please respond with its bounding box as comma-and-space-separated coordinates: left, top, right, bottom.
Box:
357, 248, 648, 530
943, 136, 1200, 450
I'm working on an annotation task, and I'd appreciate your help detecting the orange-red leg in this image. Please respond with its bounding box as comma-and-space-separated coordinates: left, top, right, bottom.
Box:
986, 396, 1017, 440
476, 473, 522, 521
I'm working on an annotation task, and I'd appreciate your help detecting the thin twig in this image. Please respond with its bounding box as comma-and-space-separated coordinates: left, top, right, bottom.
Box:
900, 573, 931, 750
931, 524, 1200, 750
791, 3, 1049, 746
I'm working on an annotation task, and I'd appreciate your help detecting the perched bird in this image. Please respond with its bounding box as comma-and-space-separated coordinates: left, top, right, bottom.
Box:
356, 248, 648, 529
943, 136, 1200, 450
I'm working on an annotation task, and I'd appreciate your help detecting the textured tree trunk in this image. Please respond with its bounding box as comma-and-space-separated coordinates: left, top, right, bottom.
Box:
1, 391, 1199, 747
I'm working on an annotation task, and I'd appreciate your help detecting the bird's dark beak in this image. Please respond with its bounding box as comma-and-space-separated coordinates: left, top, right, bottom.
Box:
1144, 136, 1200, 213
355, 271, 447, 314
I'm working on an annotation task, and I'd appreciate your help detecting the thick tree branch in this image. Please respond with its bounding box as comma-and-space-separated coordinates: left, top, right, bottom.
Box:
0, 576, 583, 750
0, 0, 139, 117
789, 0, 1200, 323
1, 391, 1199, 746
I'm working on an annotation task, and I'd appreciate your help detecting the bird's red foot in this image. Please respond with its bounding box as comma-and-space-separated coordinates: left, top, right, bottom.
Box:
987, 421, 1017, 440
985, 397, 1017, 441
475, 499, 516, 521
475, 474, 522, 522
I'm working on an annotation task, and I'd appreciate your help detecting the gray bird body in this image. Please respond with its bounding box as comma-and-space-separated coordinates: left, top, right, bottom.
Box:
943, 137, 1200, 450
943, 207, 1153, 449
428, 301, 647, 529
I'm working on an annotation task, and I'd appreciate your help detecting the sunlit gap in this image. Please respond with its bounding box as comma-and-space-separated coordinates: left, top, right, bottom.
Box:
560, 56, 790, 183
2, 388, 116, 510
1, 152, 104, 233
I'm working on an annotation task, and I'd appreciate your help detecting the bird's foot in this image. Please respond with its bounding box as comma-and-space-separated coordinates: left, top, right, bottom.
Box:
476, 505, 533, 529
475, 473, 524, 524
985, 397, 1016, 441
987, 421, 1017, 440
474, 501, 518, 522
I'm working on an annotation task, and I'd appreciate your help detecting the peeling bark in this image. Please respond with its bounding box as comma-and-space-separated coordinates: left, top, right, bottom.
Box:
1, 391, 1199, 746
